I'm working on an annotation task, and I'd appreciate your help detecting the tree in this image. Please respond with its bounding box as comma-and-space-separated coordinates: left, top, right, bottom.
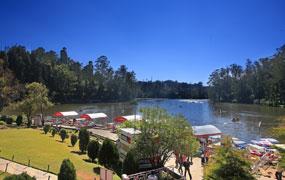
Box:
98, 139, 119, 169
9, 82, 53, 127
204, 137, 255, 180
134, 108, 199, 169
87, 140, 100, 162
43, 124, 51, 134
16, 115, 23, 126
51, 128, 57, 137
59, 47, 69, 64
208, 44, 285, 106
70, 134, 78, 147
0, 53, 21, 111
123, 150, 139, 175
58, 159, 76, 180
4, 173, 36, 180
59, 129, 67, 142
79, 128, 90, 153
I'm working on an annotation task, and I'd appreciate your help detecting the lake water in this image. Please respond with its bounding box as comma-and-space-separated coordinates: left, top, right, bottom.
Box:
45, 99, 285, 142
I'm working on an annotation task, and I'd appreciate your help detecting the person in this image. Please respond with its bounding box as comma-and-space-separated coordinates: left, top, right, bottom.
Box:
275, 169, 283, 180
201, 153, 205, 165
204, 149, 210, 163
178, 154, 183, 175
147, 171, 158, 180
183, 157, 193, 180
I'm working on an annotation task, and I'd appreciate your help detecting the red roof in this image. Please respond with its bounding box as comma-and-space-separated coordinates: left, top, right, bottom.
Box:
80, 114, 92, 120
114, 116, 127, 123
53, 112, 63, 117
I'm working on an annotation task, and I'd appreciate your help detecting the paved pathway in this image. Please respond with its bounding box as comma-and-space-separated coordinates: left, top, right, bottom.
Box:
165, 155, 203, 180
0, 158, 57, 180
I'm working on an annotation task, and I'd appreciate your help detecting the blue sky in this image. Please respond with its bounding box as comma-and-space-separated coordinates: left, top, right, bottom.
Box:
1, 0, 285, 84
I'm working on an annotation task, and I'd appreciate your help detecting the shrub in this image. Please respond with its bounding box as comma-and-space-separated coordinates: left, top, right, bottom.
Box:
123, 150, 139, 175
70, 134, 78, 147
204, 136, 255, 180
58, 159, 76, 180
87, 140, 100, 162
79, 128, 90, 153
5, 117, 13, 125
16, 115, 23, 126
59, 129, 67, 142
0, 121, 7, 126
99, 139, 119, 169
43, 124, 51, 134
51, 128, 57, 137
4, 172, 36, 180
0, 115, 7, 122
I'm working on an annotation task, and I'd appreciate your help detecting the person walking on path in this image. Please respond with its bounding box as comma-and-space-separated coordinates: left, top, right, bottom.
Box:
178, 154, 184, 175
183, 157, 193, 180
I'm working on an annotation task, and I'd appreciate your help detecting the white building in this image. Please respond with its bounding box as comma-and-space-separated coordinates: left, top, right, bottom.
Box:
117, 128, 141, 160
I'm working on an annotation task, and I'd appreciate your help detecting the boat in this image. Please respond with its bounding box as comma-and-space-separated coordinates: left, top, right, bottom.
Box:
233, 140, 247, 149
260, 138, 279, 144
251, 140, 272, 147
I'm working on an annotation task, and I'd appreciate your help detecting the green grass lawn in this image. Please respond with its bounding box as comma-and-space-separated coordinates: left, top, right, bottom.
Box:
0, 171, 10, 180
0, 128, 120, 180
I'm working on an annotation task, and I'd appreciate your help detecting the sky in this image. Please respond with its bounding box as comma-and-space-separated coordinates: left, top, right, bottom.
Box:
0, 0, 285, 84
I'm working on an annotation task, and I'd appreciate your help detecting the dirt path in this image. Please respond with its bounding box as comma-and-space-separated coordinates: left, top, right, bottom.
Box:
0, 158, 57, 180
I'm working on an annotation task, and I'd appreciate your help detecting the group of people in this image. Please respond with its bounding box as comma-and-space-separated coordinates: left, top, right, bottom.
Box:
175, 153, 193, 180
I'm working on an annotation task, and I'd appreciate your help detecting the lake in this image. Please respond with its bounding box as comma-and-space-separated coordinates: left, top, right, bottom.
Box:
46, 99, 285, 142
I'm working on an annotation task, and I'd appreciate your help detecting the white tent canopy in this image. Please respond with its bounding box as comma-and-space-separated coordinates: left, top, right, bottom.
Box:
122, 115, 143, 121
193, 125, 222, 138
80, 113, 108, 120
53, 111, 79, 117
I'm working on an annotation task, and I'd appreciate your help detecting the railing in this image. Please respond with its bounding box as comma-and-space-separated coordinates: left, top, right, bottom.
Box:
125, 167, 185, 180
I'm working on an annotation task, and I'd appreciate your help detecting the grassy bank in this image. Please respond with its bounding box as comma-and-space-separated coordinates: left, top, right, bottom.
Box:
0, 171, 10, 180
0, 128, 119, 180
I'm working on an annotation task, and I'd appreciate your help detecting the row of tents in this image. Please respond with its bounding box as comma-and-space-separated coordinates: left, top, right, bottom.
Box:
51, 111, 143, 125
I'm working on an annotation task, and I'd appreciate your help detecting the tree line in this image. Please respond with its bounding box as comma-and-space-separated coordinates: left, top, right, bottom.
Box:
0, 45, 208, 111
137, 80, 207, 99
208, 44, 285, 106
0, 45, 138, 107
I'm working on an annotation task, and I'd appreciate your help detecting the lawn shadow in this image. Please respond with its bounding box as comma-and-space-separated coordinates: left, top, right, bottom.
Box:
93, 167, 100, 174
56, 140, 64, 143
83, 159, 93, 163
70, 150, 85, 155
68, 145, 73, 147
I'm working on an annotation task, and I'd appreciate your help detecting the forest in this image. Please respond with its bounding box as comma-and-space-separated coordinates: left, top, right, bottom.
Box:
138, 81, 207, 99
0, 45, 207, 110
208, 44, 285, 106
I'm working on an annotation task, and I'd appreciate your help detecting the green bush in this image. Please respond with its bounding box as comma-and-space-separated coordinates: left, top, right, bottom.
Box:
70, 134, 78, 147
123, 150, 139, 175
0, 115, 7, 122
204, 137, 255, 180
43, 124, 51, 134
59, 129, 67, 142
5, 117, 13, 125
87, 140, 100, 162
58, 159, 76, 180
79, 128, 90, 153
99, 139, 119, 169
51, 128, 57, 137
4, 172, 36, 180
16, 115, 23, 126
0, 121, 7, 126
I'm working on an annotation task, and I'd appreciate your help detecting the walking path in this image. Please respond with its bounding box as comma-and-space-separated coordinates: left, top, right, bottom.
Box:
0, 158, 57, 180
165, 155, 203, 180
